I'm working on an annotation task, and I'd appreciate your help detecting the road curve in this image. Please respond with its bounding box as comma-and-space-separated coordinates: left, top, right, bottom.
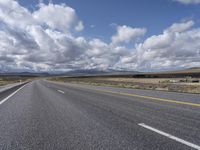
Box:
0, 80, 199, 150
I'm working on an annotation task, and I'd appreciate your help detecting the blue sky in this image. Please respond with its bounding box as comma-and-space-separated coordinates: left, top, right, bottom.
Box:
18, 0, 200, 42
0, 0, 200, 72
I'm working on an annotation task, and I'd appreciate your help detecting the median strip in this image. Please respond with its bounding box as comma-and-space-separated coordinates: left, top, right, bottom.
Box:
138, 123, 200, 150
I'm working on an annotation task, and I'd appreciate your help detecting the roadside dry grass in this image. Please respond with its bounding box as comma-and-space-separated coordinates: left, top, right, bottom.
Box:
0, 78, 19, 86
0, 76, 33, 86
49, 77, 200, 94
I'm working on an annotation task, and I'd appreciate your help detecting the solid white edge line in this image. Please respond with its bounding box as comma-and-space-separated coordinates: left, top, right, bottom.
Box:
0, 84, 27, 105
57, 90, 65, 94
138, 123, 200, 150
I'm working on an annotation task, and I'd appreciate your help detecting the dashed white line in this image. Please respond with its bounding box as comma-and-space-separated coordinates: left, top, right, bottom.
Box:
138, 123, 200, 150
57, 90, 65, 94
0, 84, 27, 105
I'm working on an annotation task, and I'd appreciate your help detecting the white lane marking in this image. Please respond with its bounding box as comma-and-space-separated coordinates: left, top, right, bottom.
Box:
0, 84, 27, 105
138, 123, 200, 150
57, 90, 65, 94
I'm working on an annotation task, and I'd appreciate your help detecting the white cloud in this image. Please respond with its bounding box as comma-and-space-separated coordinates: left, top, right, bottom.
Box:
141, 21, 194, 51
33, 3, 83, 33
0, 1, 85, 71
174, 0, 200, 4
0, 0, 35, 29
128, 21, 200, 70
111, 25, 146, 45
0, 0, 199, 72
166, 20, 194, 33
75, 21, 84, 31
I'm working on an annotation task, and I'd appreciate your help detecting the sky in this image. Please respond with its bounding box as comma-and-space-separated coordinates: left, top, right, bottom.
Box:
0, 0, 200, 72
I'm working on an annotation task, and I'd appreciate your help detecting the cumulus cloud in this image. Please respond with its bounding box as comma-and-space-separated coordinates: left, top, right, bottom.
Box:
123, 20, 200, 70
111, 25, 146, 45
142, 21, 194, 50
33, 3, 84, 33
0, 0, 85, 71
174, 0, 200, 4
0, 0, 199, 72
166, 20, 194, 33
0, 0, 35, 29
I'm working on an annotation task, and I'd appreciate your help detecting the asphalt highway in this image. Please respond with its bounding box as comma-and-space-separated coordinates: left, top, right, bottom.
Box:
0, 80, 200, 150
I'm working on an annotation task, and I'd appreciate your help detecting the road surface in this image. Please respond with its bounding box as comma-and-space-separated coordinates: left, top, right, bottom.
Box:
0, 80, 200, 150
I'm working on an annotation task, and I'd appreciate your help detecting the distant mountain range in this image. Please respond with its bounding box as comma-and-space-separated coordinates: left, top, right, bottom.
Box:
0, 72, 50, 77
0, 69, 139, 77
0, 67, 199, 77
57, 69, 140, 77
